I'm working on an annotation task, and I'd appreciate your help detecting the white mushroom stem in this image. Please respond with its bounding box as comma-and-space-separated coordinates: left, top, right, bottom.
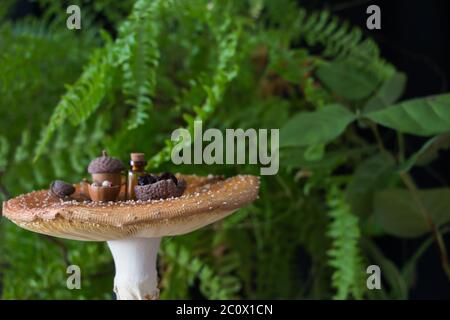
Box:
107, 237, 161, 300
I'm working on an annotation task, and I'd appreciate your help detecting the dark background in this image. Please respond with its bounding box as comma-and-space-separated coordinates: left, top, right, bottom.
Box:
9, 0, 450, 299
316, 0, 450, 299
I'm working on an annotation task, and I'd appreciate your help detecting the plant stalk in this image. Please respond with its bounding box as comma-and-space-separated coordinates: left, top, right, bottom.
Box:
400, 172, 450, 280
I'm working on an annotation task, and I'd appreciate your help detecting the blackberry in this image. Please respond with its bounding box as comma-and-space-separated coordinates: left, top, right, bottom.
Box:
138, 174, 157, 186
158, 172, 178, 185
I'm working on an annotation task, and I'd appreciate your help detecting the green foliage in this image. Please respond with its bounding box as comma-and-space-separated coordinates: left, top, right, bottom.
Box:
364, 72, 407, 112
160, 241, 241, 299
399, 133, 450, 172
316, 61, 379, 100
291, 8, 395, 81
365, 94, 450, 136
119, 0, 162, 129
374, 188, 450, 238
326, 185, 366, 300
280, 104, 355, 147
345, 154, 396, 218
1, 0, 449, 300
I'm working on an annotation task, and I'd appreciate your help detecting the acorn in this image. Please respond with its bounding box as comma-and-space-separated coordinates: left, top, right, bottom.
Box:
50, 180, 75, 199
88, 183, 120, 202
88, 150, 124, 186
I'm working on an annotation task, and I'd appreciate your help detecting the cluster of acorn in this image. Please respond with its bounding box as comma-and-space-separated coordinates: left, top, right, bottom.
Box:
49, 151, 186, 203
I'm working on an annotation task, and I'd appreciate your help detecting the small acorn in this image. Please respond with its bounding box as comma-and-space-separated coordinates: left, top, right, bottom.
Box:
50, 180, 75, 199
88, 150, 124, 186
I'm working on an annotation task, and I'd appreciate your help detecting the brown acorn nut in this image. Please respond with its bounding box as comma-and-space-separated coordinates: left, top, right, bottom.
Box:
88, 184, 120, 202
88, 150, 124, 186
50, 180, 75, 199
135, 179, 186, 201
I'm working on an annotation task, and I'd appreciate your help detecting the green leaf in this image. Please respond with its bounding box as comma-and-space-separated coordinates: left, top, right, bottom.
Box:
365, 93, 450, 136
280, 104, 355, 147
280, 147, 347, 170
303, 144, 325, 161
0, 135, 10, 171
364, 72, 406, 113
399, 133, 450, 172
326, 186, 366, 300
374, 188, 450, 238
346, 153, 396, 218
316, 60, 379, 100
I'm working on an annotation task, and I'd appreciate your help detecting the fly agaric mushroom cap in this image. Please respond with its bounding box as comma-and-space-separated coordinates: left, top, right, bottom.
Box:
2, 175, 259, 241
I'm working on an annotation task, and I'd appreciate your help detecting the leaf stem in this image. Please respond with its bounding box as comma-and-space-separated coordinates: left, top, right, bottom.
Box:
369, 123, 386, 153
396, 131, 405, 163
399, 172, 450, 280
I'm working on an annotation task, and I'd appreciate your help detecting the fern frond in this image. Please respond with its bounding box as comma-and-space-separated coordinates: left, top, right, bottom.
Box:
0, 135, 9, 172
33, 45, 113, 161
326, 185, 366, 300
161, 241, 240, 299
13, 131, 30, 163
119, 0, 162, 130
33, 0, 170, 160
147, 20, 240, 168
295, 9, 394, 80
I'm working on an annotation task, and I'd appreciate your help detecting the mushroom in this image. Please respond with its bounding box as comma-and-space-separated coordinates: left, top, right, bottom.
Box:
88, 150, 124, 187
2, 174, 259, 300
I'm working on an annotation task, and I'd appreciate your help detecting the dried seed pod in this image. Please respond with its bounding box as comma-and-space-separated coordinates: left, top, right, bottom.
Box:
175, 179, 186, 197
135, 178, 185, 201
50, 180, 75, 198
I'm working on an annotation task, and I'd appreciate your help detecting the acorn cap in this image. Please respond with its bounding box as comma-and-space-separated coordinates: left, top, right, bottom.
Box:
2, 174, 259, 241
88, 150, 124, 174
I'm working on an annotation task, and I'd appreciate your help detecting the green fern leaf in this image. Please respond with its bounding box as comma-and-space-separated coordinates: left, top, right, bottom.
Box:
327, 185, 366, 300
119, 0, 162, 130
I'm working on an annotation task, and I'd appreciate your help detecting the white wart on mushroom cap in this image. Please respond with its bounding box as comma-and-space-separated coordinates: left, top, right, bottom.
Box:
2, 175, 260, 241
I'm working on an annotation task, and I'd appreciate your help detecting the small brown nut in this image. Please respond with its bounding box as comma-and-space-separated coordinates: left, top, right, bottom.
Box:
50, 180, 75, 198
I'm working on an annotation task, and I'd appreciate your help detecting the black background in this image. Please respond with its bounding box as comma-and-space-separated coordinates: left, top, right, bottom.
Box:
7, 0, 450, 299
309, 0, 450, 299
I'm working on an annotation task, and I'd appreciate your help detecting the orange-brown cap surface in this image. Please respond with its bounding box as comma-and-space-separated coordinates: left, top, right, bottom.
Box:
2, 175, 259, 241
